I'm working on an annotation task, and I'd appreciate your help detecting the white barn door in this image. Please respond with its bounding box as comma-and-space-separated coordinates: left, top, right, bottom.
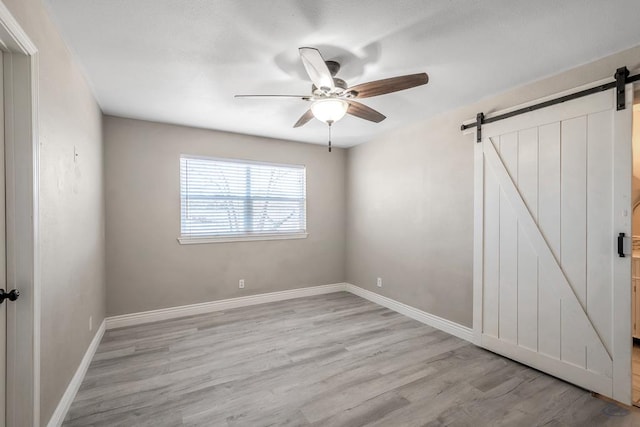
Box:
473, 85, 633, 403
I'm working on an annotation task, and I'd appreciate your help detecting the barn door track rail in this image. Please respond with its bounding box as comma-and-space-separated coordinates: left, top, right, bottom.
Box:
462, 66, 640, 142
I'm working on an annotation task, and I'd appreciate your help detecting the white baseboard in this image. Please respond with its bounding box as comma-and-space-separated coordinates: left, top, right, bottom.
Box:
345, 283, 474, 342
104, 283, 473, 343
105, 283, 348, 329
47, 320, 106, 427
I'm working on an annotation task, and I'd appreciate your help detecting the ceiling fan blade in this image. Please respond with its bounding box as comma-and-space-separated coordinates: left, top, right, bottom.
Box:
293, 109, 315, 128
299, 47, 335, 91
235, 95, 311, 100
346, 73, 428, 99
346, 100, 386, 123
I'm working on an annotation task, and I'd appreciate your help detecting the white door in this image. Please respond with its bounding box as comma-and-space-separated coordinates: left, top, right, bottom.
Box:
473, 85, 633, 403
0, 52, 5, 427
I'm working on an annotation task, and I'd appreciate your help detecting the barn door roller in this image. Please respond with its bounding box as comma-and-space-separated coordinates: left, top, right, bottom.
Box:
476, 112, 484, 143
615, 66, 629, 111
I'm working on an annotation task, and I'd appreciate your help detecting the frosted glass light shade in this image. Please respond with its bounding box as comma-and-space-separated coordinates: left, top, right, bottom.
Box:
311, 99, 348, 123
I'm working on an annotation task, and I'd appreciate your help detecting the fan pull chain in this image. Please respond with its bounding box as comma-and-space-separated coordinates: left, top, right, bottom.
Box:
327, 120, 333, 152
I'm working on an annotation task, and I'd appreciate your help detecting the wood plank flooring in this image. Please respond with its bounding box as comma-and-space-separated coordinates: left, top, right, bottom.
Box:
64, 292, 640, 426
633, 342, 640, 405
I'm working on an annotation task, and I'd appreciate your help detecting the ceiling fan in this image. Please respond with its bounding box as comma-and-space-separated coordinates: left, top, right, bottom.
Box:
235, 47, 429, 151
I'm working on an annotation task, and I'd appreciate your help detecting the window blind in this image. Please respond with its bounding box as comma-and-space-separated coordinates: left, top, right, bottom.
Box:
180, 156, 306, 239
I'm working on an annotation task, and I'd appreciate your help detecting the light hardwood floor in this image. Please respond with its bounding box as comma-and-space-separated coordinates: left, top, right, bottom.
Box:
64, 292, 640, 426
633, 342, 640, 406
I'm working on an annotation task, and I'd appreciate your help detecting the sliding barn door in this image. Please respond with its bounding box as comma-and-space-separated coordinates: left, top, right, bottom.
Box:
473, 86, 633, 402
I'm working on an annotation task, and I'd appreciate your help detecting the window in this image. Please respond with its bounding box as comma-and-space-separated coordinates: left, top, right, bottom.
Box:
179, 155, 307, 243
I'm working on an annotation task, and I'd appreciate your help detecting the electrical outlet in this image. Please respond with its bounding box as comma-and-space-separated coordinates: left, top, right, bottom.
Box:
377, 277, 382, 287
239, 279, 245, 289
89, 315, 93, 331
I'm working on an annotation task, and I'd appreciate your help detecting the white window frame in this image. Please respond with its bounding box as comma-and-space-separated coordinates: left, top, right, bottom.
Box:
177, 155, 308, 244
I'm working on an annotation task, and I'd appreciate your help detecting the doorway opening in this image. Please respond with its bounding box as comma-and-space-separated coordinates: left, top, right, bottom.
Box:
0, 4, 40, 425
632, 96, 640, 407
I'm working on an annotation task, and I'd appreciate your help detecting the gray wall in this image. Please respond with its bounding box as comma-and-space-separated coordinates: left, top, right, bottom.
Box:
104, 116, 346, 316
3, 0, 106, 424
346, 45, 640, 328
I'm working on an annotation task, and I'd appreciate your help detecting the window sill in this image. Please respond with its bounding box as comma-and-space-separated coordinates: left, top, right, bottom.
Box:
177, 233, 309, 245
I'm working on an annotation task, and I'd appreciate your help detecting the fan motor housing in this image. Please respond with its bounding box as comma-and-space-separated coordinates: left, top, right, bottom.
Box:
311, 60, 347, 94
312, 77, 347, 90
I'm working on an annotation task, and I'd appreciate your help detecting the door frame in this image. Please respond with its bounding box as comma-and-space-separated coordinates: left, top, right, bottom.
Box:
0, 2, 40, 426
469, 77, 634, 405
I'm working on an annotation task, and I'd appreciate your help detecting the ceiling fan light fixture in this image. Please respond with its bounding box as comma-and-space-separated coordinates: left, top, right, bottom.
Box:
236, 47, 428, 130
311, 98, 348, 124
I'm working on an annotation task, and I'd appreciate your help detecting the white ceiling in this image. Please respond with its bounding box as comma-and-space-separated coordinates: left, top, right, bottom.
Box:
46, 0, 640, 147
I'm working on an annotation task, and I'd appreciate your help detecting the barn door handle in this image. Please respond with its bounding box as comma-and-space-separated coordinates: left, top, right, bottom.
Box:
618, 232, 631, 258
0, 289, 19, 304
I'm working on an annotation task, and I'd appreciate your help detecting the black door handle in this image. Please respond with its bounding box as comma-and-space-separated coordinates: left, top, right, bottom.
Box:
618, 232, 626, 258
0, 289, 19, 304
